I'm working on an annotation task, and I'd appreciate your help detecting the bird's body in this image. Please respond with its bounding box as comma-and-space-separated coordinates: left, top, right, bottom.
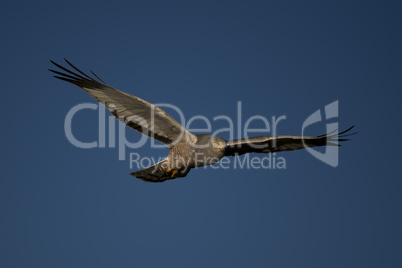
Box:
50, 59, 356, 182
134, 134, 226, 180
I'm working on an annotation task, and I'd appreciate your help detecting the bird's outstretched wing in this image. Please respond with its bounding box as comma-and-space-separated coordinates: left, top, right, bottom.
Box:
130, 159, 191, 183
49, 59, 196, 147
224, 126, 356, 156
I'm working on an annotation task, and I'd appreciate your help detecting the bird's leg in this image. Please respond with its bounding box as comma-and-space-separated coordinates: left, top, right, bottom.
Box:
165, 167, 178, 177
170, 170, 178, 178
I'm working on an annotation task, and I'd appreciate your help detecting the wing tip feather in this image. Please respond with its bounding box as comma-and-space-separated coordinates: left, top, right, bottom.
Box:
49, 59, 109, 89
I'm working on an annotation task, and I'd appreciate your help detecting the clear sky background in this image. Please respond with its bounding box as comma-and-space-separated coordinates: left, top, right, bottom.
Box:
1, 1, 401, 267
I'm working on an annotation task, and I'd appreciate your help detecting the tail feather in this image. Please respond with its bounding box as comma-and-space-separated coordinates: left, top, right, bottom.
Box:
130, 159, 190, 183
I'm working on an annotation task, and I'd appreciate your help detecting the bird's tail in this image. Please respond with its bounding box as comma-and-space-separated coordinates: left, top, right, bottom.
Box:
130, 158, 190, 183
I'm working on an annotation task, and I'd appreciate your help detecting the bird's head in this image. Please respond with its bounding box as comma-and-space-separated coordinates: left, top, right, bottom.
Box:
212, 137, 226, 152
193, 134, 226, 164
196, 135, 225, 151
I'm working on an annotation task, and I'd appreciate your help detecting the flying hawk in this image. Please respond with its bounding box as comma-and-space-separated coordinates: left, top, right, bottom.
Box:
50, 59, 355, 182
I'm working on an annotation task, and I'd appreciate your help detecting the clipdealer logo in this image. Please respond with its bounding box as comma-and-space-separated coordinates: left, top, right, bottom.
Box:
63, 100, 342, 170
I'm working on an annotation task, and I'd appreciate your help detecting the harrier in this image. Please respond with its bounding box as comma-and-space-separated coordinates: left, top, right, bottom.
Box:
50, 59, 355, 182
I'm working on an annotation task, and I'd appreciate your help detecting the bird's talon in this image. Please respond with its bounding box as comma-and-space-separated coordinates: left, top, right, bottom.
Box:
171, 170, 178, 177
165, 168, 178, 177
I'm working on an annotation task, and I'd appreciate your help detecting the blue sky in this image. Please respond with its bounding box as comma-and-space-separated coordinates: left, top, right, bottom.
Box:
1, 0, 401, 267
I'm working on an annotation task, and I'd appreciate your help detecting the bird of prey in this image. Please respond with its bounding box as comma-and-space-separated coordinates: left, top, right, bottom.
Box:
49, 59, 355, 183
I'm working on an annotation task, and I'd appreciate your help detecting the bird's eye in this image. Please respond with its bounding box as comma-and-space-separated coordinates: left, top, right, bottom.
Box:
214, 142, 219, 146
